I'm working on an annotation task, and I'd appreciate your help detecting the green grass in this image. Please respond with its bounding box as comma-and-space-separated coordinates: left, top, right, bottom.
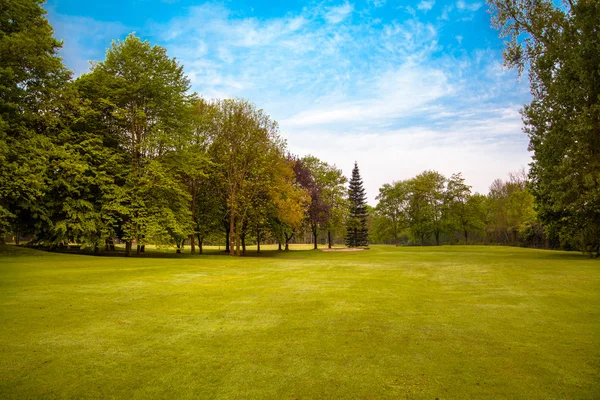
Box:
1, 245, 598, 399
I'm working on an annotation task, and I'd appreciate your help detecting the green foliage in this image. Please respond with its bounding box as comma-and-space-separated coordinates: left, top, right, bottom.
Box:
78, 34, 195, 253
489, 0, 600, 256
375, 181, 410, 246
0, 0, 71, 242
406, 170, 446, 245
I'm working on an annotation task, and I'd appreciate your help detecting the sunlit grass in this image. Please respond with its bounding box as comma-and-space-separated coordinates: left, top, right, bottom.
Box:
1, 245, 598, 398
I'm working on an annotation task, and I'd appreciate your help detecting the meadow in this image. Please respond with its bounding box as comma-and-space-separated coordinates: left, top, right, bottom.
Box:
1, 245, 598, 399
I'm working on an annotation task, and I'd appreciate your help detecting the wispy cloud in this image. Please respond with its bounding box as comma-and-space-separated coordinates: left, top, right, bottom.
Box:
324, 2, 354, 24
49, 0, 530, 202
418, 0, 435, 11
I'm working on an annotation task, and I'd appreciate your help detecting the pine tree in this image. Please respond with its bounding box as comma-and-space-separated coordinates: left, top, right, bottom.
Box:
345, 162, 369, 247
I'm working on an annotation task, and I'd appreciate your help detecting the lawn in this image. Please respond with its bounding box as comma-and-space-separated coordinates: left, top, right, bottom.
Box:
0, 245, 598, 399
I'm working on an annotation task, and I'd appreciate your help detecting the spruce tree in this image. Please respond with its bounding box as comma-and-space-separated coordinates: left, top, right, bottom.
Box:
345, 162, 369, 247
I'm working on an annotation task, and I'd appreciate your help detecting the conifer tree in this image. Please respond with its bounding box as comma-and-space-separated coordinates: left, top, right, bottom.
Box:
345, 162, 369, 247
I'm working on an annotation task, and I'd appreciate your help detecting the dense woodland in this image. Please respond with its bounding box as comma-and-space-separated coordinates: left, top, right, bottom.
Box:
1, 0, 598, 256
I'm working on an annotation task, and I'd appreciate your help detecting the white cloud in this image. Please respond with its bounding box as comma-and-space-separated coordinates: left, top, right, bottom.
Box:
418, 0, 435, 11
324, 3, 354, 24
50, 0, 531, 204
456, 1, 483, 12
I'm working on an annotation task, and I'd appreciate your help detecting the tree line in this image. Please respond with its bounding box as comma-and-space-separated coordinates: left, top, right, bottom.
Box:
370, 169, 548, 248
2, 0, 598, 257
0, 2, 359, 255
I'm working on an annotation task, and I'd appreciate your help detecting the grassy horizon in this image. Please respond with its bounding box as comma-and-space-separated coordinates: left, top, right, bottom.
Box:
1, 245, 598, 398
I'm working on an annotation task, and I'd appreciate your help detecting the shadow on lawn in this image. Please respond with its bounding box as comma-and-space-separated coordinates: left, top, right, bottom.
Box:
0, 244, 311, 259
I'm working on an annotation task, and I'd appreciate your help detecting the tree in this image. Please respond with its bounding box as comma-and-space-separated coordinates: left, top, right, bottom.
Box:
489, 0, 600, 256
0, 0, 71, 243
407, 171, 446, 245
298, 156, 346, 249
445, 173, 474, 244
78, 34, 194, 255
345, 162, 369, 247
375, 181, 410, 246
209, 99, 284, 256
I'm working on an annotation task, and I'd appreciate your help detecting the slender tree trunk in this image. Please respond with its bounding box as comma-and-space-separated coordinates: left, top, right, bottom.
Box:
235, 232, 241, 256
278, 241, 282, 251
190, 186, 197, 254
196, 233, 203, 254
15, 233, 20, 246
125, 240, 132, 257
435, 230, 440, 246
241, 233, 246, 255
284, 232, 293, 251
464, 229, 469, 245
176, 241, 181, 254
256, 226, 260, 253
229, 209, 236, 256
328, 230, 332, 248
225, 225, 230, 253
136, 244, 141, 254
312, 227, 318, 250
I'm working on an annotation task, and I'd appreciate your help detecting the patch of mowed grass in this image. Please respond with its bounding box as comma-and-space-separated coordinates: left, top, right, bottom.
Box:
0, 245, 598, 399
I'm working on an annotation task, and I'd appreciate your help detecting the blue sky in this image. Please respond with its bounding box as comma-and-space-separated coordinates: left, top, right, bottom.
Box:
46, 0, 532, 203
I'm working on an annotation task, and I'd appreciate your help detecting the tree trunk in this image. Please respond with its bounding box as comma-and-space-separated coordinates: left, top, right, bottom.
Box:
312, 227, 318, 250
225, 225, 230, 253
328, 230, 332, 248
464, 229, 469, 245
256, 226, 261, 253
190, 185, 197, 254
15, 233, 20, 246
195, 233, 203, 254
435, 230, 440, 246
278, 241, 282, 251
235, 232, 241, 256
176, 241, 181, 254
136, 244, 141, 254
284, 232, 293, 251
229, 211, 235, 256
125, 240, 132, 257
241, 233, 246, 255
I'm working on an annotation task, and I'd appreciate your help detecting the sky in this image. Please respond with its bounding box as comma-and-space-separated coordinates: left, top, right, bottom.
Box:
45, 0, 532, 204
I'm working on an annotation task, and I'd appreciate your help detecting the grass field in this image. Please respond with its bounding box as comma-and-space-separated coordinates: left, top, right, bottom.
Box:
1, 245, 598, 399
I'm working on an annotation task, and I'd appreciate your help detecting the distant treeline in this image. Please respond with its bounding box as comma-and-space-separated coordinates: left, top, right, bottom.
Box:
369, 170, 553, 249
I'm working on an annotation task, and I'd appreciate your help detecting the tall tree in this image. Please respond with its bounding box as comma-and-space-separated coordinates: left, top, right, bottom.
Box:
489, 0, 600, 256
407, 171, 446, 246
209, 99, 284, 256
78, 34, 194, 255
345, 162, 369, 247
375, 181, 410, 246
445, 173, 474, 244
299, 156, 346, 249
0, 0, 71, 243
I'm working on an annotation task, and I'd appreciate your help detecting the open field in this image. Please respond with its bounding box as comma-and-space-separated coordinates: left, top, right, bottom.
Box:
1, 245, 598, 399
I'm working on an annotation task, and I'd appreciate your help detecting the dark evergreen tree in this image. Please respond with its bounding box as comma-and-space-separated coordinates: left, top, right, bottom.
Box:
345, 162, 369, 247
